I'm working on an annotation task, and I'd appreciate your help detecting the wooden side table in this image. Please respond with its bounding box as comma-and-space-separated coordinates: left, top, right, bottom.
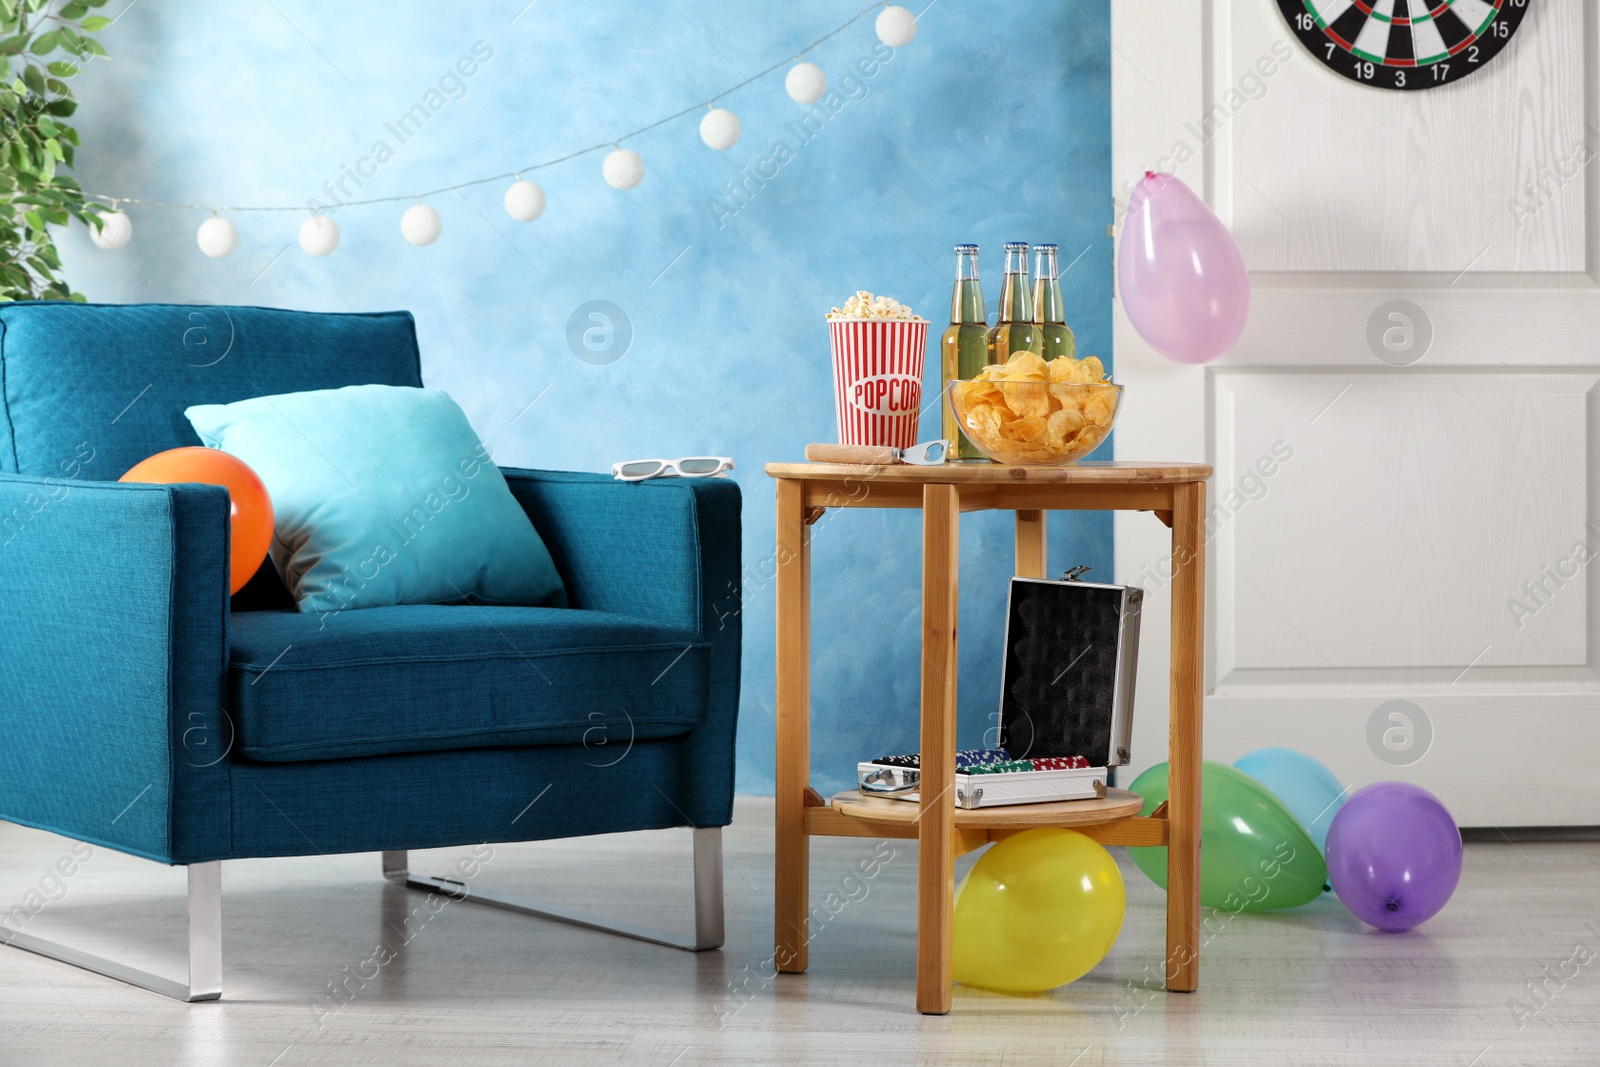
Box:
766, 460, 1210, 1015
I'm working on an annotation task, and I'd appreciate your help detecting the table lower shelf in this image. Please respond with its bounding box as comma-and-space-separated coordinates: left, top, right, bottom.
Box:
802, 787, 1168, 854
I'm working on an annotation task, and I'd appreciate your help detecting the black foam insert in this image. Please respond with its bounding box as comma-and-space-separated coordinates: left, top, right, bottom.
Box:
1000, 580, 1123, 764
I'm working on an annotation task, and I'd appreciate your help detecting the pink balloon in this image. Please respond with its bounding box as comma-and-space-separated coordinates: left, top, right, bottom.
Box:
1118, 172, 1249, 364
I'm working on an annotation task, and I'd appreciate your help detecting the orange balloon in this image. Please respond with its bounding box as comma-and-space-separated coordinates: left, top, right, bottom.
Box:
120, 447, 274, 594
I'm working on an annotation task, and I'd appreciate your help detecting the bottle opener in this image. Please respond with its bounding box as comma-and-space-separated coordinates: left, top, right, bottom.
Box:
805, 440, 950, 466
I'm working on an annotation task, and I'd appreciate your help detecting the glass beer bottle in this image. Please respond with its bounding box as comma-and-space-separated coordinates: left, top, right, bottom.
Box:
1033, 243, 1076, 361
986, 242, 1042, 364
941, 244, 989, 461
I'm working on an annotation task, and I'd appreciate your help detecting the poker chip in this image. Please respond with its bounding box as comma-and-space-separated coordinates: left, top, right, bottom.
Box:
873, 750, 1087, 774
1030, 756, 1091, 771
965, 760, 1035, 776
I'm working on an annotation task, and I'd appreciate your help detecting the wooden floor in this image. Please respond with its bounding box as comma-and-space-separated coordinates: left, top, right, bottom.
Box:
1, 797, 1597, 1066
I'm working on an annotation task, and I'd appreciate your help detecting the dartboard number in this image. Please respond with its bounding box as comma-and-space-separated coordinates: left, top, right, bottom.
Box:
1276, 0, 1531, 92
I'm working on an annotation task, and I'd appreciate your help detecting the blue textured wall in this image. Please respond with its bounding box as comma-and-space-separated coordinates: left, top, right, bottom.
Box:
61, 1, 1112, 795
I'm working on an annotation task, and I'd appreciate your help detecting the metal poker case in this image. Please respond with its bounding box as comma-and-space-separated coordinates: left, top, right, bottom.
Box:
857, 571, 1143, 809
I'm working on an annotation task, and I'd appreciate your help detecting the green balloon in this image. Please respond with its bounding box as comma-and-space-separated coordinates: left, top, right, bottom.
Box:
1128, 760, 1326, 911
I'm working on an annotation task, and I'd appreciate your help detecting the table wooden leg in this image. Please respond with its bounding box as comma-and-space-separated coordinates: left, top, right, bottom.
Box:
1015, 510, 1047, 578
1165, 480, 1204, 992
916, 483, 960, 1015
775, 478, 812, 975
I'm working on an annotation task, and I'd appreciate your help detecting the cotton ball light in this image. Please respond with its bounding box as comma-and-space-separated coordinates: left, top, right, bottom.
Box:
785, 61, 827, 105
603, 147, 645, 190
90, 210, 132, 250
504, 179, 546, 222
298, 214, 340, 256
196, 216, 238, 258
401, 203, 442, 246
876, 6, 917, 47
699, 107, 741, 150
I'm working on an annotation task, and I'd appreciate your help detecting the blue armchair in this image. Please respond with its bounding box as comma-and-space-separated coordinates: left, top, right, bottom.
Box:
0, 302, 740, 999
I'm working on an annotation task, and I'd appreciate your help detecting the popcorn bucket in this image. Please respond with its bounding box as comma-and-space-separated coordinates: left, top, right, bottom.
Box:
828, 318, 929, 449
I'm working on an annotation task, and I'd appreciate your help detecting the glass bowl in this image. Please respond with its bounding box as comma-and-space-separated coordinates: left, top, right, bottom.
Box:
946, 380, 1122, 465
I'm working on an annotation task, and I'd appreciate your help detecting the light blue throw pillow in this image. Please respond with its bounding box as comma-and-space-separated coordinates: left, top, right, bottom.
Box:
186, 385, 564, 616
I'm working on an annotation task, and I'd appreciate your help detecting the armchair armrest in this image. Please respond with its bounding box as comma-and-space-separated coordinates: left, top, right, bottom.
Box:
0, 474, 232, 864
500, 469, 741, 826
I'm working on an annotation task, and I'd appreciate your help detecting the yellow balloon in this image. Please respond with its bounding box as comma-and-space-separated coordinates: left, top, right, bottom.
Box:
953, 828, 1125, 993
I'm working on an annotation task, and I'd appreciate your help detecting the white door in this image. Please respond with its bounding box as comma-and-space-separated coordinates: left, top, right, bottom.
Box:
1112, 0, 1599, 826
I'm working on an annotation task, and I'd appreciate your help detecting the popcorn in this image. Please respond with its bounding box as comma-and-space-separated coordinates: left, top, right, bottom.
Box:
827, 289, 921, 321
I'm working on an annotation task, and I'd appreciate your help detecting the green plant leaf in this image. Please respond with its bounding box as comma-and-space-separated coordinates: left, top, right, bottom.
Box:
0, 2, 103, 301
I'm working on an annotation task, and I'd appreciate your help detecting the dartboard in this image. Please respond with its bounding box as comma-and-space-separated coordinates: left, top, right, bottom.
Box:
1277, 0, 1530, 91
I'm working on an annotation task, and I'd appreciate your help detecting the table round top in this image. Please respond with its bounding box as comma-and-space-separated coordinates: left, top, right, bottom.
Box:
764, 460, 1211, 483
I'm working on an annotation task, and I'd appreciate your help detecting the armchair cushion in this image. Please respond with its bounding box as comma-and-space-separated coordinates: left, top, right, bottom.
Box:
228, 604, 711, 762
186, 385, 564, 615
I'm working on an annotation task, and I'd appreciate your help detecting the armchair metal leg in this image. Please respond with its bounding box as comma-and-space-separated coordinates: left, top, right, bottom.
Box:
383, 827, 725, 952
0, 859, 222, 1002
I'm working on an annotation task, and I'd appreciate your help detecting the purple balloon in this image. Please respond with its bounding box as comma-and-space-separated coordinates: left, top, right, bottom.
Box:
1326, 782, 1462, 932
1117, 171, 1249, 364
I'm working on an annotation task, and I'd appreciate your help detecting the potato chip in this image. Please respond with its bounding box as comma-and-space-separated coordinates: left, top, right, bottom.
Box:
963, 401, 1006, 442
1083, 392, 1115, 427
1049, 382, 1083, 407
1000, 414, 1049, 446
966, 380, 1005, 406
1000, 351, 1049, 383
1047, 407, 1085, 448
1006, 382, 1051, 419
1045, 354, 1111, 386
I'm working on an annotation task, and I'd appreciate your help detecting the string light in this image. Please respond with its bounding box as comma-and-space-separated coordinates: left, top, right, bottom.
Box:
89, 204, 131, 250
876, 5, 917, 47
400, 201, 442, 246
196, 213, 237, 258
784, 60, 827, 104
699, 106, 741, 151
503, 177, 545, 221
299, 213, 339, 256
86, 2, 909, 254
602, 146, 646, 190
